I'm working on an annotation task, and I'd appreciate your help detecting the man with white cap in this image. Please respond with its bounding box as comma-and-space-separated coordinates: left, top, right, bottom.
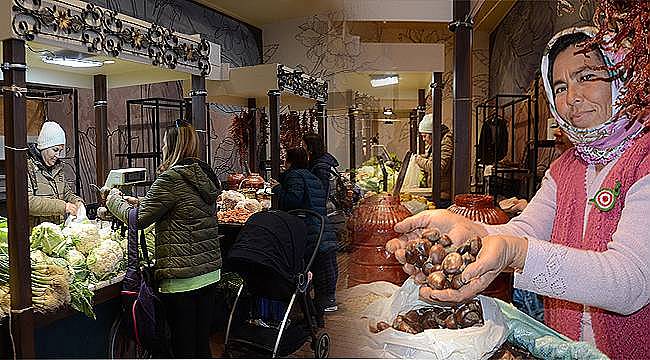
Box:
27, 121, 83, 229
415, 113, 454, 204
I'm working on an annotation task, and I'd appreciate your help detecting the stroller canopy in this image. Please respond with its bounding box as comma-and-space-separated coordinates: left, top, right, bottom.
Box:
228, 210, 308, 286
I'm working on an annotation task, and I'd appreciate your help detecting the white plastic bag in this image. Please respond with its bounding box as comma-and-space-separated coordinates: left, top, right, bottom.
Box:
402, 154, 422, 190
346, 278, 508, 359
65, 203, 88, 226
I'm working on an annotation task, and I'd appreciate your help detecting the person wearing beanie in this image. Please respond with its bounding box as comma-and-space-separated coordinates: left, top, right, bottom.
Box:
415, 114, 454, 204
27, 121, 83, 229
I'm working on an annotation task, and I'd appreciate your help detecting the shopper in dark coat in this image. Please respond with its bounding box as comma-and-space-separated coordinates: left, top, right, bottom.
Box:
302, 133, 340, 200
272, 148, 339, 313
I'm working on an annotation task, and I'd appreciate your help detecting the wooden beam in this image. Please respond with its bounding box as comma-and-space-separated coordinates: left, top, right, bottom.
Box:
191, 74, 208, 162
2, 38, 35, 358
431, 73, 444, 204
94, 75, 108, 186
451, 0, 473, 197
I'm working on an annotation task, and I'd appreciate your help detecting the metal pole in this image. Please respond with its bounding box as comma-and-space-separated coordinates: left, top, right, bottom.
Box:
450, 0, 473, 197
248, 98, 257, 174
417, 89, 426, 154
316, 101, 326, 151
191, 74, 208, 162
269, 90, 281, 207
94, 74, 108, 186
532, 75, 540, 195
2, 38, 35, 358
348, 107, 356, 182
409, 109, 417, 153
431, 73, 443, 204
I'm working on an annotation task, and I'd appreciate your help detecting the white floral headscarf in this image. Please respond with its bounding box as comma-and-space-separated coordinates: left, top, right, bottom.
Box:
541, 26, 643, 164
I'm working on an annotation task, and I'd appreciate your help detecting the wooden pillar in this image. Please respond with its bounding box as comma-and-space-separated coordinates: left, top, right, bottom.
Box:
348, 107, 356, 182
191, 74, 208, 162
417, 88, 426, 154
94, 75, 108, 186
2, 38, 35, 358
450, 0, 473, 197
431, 73, 443, 204
316, 101, 327, 151
247, 98, 257, 174
268, 90, 281, 207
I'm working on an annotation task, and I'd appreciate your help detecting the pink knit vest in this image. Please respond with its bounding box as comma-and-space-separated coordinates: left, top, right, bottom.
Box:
547, 129, 650, 359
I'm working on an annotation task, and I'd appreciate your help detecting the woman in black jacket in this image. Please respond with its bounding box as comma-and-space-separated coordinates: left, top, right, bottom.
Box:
302, 133, 339, 201
272, 148, 339, 313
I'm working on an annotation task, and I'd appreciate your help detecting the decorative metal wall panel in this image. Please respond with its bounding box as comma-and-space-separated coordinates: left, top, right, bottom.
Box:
277, 64, 328, 102
85, 0, 262, 67
12, 0, 211, 75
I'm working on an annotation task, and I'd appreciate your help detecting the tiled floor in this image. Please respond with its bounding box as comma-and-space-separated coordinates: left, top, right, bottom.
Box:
211, 252, 367, 358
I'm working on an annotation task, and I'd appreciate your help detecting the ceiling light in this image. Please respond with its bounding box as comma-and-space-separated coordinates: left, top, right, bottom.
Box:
103, 60, 116, 64
370, 75, 399, 87
42, 55, 103, 68
383, 107, 393, 116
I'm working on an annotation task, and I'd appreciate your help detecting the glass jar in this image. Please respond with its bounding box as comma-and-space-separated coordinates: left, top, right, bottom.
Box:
347, 193, 411, 287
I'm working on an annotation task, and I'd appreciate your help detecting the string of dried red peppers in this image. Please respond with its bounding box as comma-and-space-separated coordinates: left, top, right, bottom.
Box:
228, 110, 251, 169
586, 0, 650, 124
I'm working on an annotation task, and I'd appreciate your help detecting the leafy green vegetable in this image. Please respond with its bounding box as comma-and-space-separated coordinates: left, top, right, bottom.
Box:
30, 222, 67, 256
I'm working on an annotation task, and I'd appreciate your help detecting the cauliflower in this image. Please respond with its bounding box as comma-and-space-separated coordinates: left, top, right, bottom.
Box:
86, 239, 124, 281
63, 221, 101, 255
64, 249, 86, 267
31, 222, 67, 256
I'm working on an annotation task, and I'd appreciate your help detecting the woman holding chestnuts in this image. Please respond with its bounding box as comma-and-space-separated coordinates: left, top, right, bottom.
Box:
387, 27, 650, 359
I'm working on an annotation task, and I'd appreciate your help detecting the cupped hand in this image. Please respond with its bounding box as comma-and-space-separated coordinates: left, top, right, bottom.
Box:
419, 234, 528, 303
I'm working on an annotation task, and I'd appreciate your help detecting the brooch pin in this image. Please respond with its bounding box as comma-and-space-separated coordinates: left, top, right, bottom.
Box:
589, 180, 622, 212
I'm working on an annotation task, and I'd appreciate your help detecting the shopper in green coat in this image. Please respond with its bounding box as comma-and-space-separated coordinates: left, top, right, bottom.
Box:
107, 120, 221, 358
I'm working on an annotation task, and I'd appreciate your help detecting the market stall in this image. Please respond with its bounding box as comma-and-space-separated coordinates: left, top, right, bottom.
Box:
0, 0, 225, 357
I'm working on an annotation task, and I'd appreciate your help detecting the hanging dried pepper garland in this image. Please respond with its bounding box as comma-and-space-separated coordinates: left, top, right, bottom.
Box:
228, 110, 250, 169
584, 0, 650, 124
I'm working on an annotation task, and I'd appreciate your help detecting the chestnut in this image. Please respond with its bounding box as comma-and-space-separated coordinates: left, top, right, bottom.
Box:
427, 271, 449, 290
468, 236, 482, 256
421, 310, 439, 330
456, 243, 470, 255
404, 309, 421, 325
428, 244, 447, 265
454, 309, 482, 328
435, 310, 452, 327
392, 315, 405, 329
450, 274, 465, 290
376, 321, 391, 332
439, 234, 453, 247
422, 261, 436, 276
442, 252, 464, 275
405, 239, 431, 267
422, 228, 441, 243
462, 252, 476, 265
443, 313, 457, 329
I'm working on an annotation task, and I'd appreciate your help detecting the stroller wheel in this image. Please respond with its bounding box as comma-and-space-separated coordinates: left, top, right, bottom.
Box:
311, 329, 330, 358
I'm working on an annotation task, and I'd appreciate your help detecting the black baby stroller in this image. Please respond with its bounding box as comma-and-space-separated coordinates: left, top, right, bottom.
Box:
224, 209, 331, 358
